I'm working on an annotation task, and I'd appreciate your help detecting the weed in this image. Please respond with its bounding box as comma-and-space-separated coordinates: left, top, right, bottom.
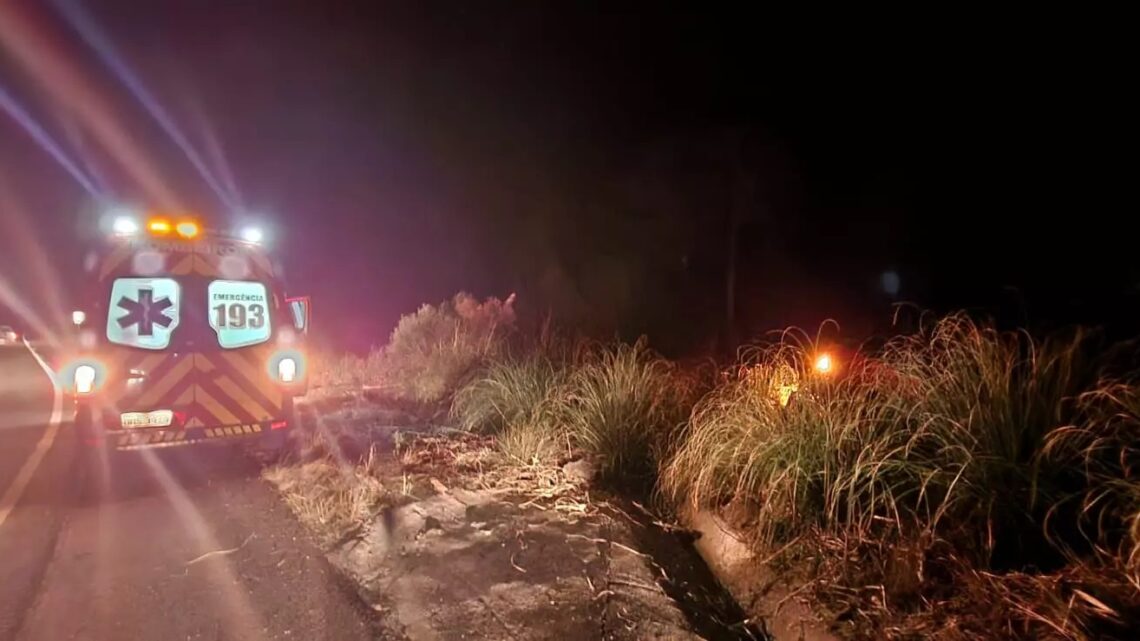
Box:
451, 355, 565, 434
559, 340, 690, 480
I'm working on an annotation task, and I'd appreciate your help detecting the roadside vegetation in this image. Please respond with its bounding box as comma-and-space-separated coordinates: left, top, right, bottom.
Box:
309, 292, 517, 404
288, 295, 1140, 640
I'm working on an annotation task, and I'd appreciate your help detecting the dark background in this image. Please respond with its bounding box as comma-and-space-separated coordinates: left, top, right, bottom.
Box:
1, 2, 1133, 354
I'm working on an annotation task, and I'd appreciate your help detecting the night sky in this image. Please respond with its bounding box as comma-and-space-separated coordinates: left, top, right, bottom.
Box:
1, 3, 1133, 354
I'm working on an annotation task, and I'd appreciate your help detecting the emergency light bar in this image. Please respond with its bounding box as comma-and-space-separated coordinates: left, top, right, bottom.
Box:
112, 216, 139, 235
240, 226, 263, 244
108, 210, 268, 245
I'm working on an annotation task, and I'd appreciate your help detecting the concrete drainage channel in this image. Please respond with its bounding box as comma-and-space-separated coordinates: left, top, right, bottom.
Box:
279, 402, 784, 640
610, 498, 770, 640
683, 509, 839, 641
314, 483, 773, 640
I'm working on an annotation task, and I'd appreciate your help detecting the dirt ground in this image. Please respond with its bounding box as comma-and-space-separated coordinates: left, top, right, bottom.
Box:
266, 397, 767, 640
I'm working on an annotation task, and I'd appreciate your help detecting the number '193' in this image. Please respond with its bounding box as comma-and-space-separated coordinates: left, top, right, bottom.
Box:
213, 303, 265, 329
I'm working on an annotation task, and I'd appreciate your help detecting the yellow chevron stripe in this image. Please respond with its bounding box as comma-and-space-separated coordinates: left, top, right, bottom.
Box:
105, 352, 158, 404
192, 253, 235, 277
217, 351, 261, 385
169, 254, 194, 275
138, 353, 168, 373
174, 386, 194, 406
135, 357, 194, 407
195, 387, 242, 427
195, 355, 216, 373
212, 374, 273, 421
217, 352, 282, 412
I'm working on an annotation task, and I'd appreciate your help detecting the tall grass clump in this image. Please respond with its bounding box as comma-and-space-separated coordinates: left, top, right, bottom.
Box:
877, 314, 1099, 564
452, 354, 569, 466
665, 315, 1102, 563
453, 338, 695, 480
451, 355, 565, 434
382, 292, 516, 403
1043, 384, 1140, 577
559, 340, 691, 481
663, 336, 904, 545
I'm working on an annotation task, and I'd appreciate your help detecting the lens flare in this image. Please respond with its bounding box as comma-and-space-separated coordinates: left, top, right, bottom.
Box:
240, 227, 263, 244
176, 221, 199, 238
74, 364, 96, 394
814, 353, 834, 375
0, 1, 179, 206
112, 216, 138, 235
0, 85, 101, 195
49, 0, 239, 209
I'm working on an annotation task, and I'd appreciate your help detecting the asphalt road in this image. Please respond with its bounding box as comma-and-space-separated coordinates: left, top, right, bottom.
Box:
0, 344, 381, 641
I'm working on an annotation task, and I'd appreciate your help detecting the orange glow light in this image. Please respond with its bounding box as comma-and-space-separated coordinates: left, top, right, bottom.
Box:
148, 219, 172, 233
814, 353, 834, 375
176, 221, 199, 238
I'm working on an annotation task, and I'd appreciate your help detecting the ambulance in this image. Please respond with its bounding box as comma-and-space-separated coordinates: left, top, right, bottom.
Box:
64, 215, 309, 456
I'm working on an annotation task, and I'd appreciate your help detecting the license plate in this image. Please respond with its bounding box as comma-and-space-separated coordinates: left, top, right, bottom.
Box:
120, 410, 174, 429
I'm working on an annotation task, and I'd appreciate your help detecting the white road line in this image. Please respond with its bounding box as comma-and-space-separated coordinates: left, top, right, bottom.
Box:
0, 338, 64, 530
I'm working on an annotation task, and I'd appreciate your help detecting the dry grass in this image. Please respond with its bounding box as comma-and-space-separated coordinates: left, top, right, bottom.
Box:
664, 316, 1098, 557
393, 427, 593, 519
660, 314, 1140, 638
263, 446, 390, 544
1042, 384, 1140, 575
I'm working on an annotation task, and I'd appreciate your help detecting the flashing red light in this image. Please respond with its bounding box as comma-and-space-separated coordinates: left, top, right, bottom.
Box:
270, 420, 288, 430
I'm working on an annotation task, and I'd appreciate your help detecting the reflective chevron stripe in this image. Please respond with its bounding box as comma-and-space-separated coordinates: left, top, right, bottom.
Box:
134, 356, 195, 407
114, 423, 264, 450
169, 254, 194, 275
194, 385, 243, 426
217, 351, 282, 411
195, 354, 281, 422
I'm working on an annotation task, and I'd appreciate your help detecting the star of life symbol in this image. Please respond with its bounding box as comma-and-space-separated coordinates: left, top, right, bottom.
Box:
116, 288, 173, 336
106, 278, 181, 350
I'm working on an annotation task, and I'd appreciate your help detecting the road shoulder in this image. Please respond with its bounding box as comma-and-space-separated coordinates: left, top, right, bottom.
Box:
15, 448, 382, 641
265, 402, 760, 640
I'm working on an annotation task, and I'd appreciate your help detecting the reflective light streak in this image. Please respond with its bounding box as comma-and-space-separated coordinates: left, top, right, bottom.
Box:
0, 85, 101, 195
0, 1, 179, 206
50, 0, 240, 210
0, 195, 68, 343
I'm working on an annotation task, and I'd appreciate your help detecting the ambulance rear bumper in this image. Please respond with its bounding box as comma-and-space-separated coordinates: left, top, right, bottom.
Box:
74, 404, 289, 451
